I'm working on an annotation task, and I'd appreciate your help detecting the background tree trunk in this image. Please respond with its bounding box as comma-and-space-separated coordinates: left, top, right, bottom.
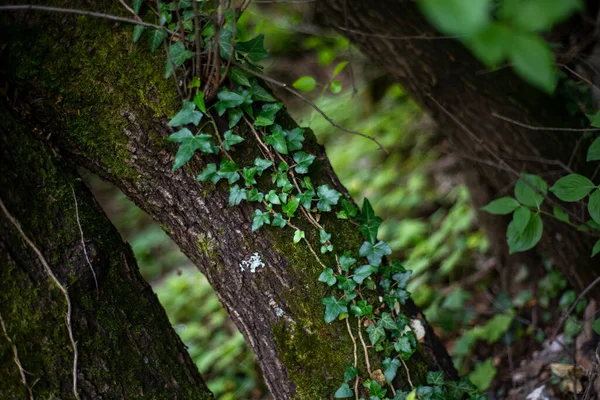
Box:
1, 1, 458, 398
319, 0, 599, 295
0, 106, 212, 399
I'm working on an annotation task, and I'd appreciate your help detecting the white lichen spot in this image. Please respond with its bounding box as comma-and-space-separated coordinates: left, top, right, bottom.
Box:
275, 307, 285, 317
410, 319, 426, 341
239, 252, 265, 273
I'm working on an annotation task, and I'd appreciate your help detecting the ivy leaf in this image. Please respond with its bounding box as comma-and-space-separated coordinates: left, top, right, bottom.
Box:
481, 197, 520, 215
222, 130, 245, 150
218, 28, 233, 59
169, 41, 194, 66
589, 190, 600, 225
339, 199, 358, 219
357, 198, 382, 244
252, 209, 270, 231
353, 264, 378, 284
550, 174, 595, 202
264, 129, 288, 154
322, 296, 348, 324
334, 383, 354, 399
293, 76, 317, 92
228, 108, 243, 129
229, 66, 251, 87
293, 151, 316, 174
282, 197, 300, 218
265, 190, 281, 205
228, 185, 247, 206
382, 358, 401, 383
359, 241, 391, 266
168, 129, 218, 171
427, 371, 444, 386
148, 28, 166, 53
339, 252, 357, 272
254, 158, 273, 175
272, 213, 287, 228
132, 25, 145, 43
293, 229, 305, 244
214, 88, 248, 116
515, 173, 547, 208
319, 229, 332, 244
242, 167, 257, 187
298, 190, 315, 209
344, 365, 358, 383
336, 275, 356, 291
366, 324, 386, 346
246, 188, 264, 203
235, 34, 269, 62
255, 103, 283, 127
274, 172, 293, 192
284, 127, 305, 151
317, 185, 342, 212
133, 0, 143, 14
217, 159, 240, 184
321, 244, 334, 253
318, 268, 337, 286
445, 377, 476, 399
350, 299, 373, 317
379, 312, 397, 331
168, 100, 203, 127
249, 80, 277, 102
588, 137, 600, 161
392, 270, 412, 289
507, 212, 543, 254
196, 163, 219, 183
394, 332, 417, 360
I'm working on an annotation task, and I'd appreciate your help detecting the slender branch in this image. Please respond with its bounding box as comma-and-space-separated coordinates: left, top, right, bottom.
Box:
0, 198, 81, 400
0, 5, 184, 39
357, 318, 372, 375
335, 26, 461, 41
0, 313, 33, 400
72, 188, 99, 296
492, 112, 600, 132
400, 357, 414, 388
234, 62, 388, 153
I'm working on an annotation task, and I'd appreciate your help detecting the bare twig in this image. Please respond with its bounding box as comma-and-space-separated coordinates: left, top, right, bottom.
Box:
72, 188, 99, 296
234, 62, 388, 153
400, 357, 414, 388
344, 318, 359, 400
551, 276, 600, 341
335, 26, 461, 41
118, 0, 139, 19
0, 198, 80, 400
0, 313, 33, 400
492, 112, 600, 132
357, 318, 372, 374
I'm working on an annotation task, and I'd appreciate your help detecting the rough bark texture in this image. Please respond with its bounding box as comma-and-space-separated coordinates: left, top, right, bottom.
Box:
1, 1, 457, 399
319, 0, 600, 294
0, 107, 212, 399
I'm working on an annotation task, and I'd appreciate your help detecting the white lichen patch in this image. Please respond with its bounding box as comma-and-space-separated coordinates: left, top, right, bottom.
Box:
410, 318, 426, 341
239, 252, 265, 273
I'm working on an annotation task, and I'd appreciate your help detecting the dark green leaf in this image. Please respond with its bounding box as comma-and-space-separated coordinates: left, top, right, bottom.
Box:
148, 29, 166, 53
339, 252, 357, 272
318, 268, 337, 286
515, 173, 547, 208
255, 103, 283, 127
317, 185, 342, 212
228, 108, 243, 129
222, 130, 244, 150
382, 358, 401, 383
298, 190, 314, 209
481, 197, 520, 215
507, 0, 582, 32
357, 198, 382, 244
264, 129, 288, 154
265, 190, 281, 205
132, 0, 143, 14
169, 41, 194, 66
217, 159, 240, 184
249, 80, 277, 102
218, 28, 233, 59
466, 22, 512, 66
168, 101, 203, 127
366, 324, 386, 346
235, 34, 269, 62
550, 174, 595, 202
214, 88, 248, 116
513, 206, 531, 234
394, 332, 416, 360
589, 190, 600, 225
588, 137, 600, 161
254, 158, 273, 175
284, 127, 305, 151
427, 371, 444, 386
350, 300, 372, 317
193, 91, 206, 113
392, 270, 411, 289
242, 167, 257, 186
353, 264, 378, 284
553, 206, 570, 223
246, 188, 264, 202
507, 212, 543, 254
293, 151, 316, 174
228, 185, 247, 206
379, 312, 397, 330
229, 66, 251, 87
322, 296, 348, 324
282, 197, 300, 217
168, 129, 218, 171
272, 212, 287, 228
359, 241, 391, 266
252, 209, 270, 231
336, 275, 356, 291
196, 163, 219, 183
445, 377, 477, 399
344, 365, 358, 383
319, 229, 331, 244
133, 25, 145, 43
593, 240, 600, 258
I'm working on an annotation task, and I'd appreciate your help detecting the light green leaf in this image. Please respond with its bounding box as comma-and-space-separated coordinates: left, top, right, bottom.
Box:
419, 0, 490, 36
318, 268, 337, 286
265, 190, 281, 205
588, 137, 600, 161
366, 324, 386, 346
322, 296, 347, 324
317, 185, 342, 212
334, 383, 354, 399
513, 206, 531, 234
382, 358, 401, 383
241, 167, 257, 187
251, 209, 270, 231
588, 190, 600, 225
333, 61, 348, 77
228, 185, 247, 206
193, 91, 206, 113
235, 34, 269, 62
293, 151, 316, 174
293, 229, 305, 244
481, 196, 520, 215
359, 241, 391, 266
298, 190, 314, 209
246, 188, 264, 202
293, 76, 317, 92
550, 174, 595, 202
507, 0, 583, 32
515, 173, 547, 208
509, 33, 557, 93
222, 130, 244, 150
330, 80, 342, 94
282, 197, 300, 218
469, 359, 496, 391
272, 213, 287, 228
466, 22, 512, 66
507, 212, 543, 254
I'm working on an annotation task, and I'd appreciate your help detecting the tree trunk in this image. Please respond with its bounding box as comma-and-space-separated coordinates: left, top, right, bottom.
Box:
0, 107, 212, 399
1, 1, 458, 398
319, 0, 599, 294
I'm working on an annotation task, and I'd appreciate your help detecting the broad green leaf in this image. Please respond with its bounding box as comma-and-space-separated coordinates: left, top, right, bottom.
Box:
217, 159, 240, 184
507, 212, 543, 254
297, 190, 314, 209
265, 130, 288, 155
593, 240, 600, 258
329, 80, 342, 94
379, 312, 397, 330
592, 318, 600, 334
228, 185, 246, 206
222, 130, 244, 150
169, 41, 194, 66
228, 108, 243, 129
214, 89, 248, 116
344, 365, 358, 383
466, 22, 512, 66
251, 209, 270, 231
229, 66, 251, 87
481, 196, 520, 215
507, 0, 582, 32
446, 377, 477, 399
359, 241, 391, 266
193, 91, 206, 113
336, 275, 356, 291
318, 268, 337, 286
350, 300, 373, 317
382, 358, 401, 383
513, 206, 531, 234
242, 167, 257, 187
334, 383, 354, 399
196, 163, 219, 183
339, 252, 356, 272
249, 80, 277, 102
293, 151, 316, 174
550, 174, 595, 202
394, 332, 416, 360
419, 0, 490, 36
148, 29, 166, 53
168, 129, 218, 171
317, 185, 342, 212
352, 264, 378, 284
469, 359, 496, 391
265, 190, 281, 205
588, 190, 600, 225
392, 270, 412, 289
427, 371, 444, 386
133, 25, 145, 43
293, 76, 317, 92
235, 34, 269, 62
509, 33, 557, 93
481, 314, 512, 343
322, 296, 348, 323
246, 188, 264, 202
218, 28, 233, 60
340, 199, 358, 218
272, 213, 287, 228
255, 103, 283, 127
284, 127, 305, 151
366, 324, 386, 346
553, 206, 570, 223
515, 173, 547, 208
189, 77, 201, 89
588, 137, 600, 161
591, 110, 600, 128
333, 61, 348, 77
254, 158, 273, 175
293, 229, 305, 244
282, 197, 300, 218
357, 198, 382, 244
133, 0, 143, 14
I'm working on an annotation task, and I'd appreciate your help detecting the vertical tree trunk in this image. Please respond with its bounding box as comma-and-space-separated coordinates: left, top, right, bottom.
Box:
0, 106, 212, 399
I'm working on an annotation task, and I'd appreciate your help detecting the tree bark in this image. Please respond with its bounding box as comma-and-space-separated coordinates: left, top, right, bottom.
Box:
319, 0, 600, 294
0, 106, 212, 399
1, 1, 458, 399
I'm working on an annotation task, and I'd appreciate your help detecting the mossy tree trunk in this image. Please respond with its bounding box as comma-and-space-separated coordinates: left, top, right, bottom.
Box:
319, 0, 600, 294
1, 1, 457, 399
0, 107, 213, 399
